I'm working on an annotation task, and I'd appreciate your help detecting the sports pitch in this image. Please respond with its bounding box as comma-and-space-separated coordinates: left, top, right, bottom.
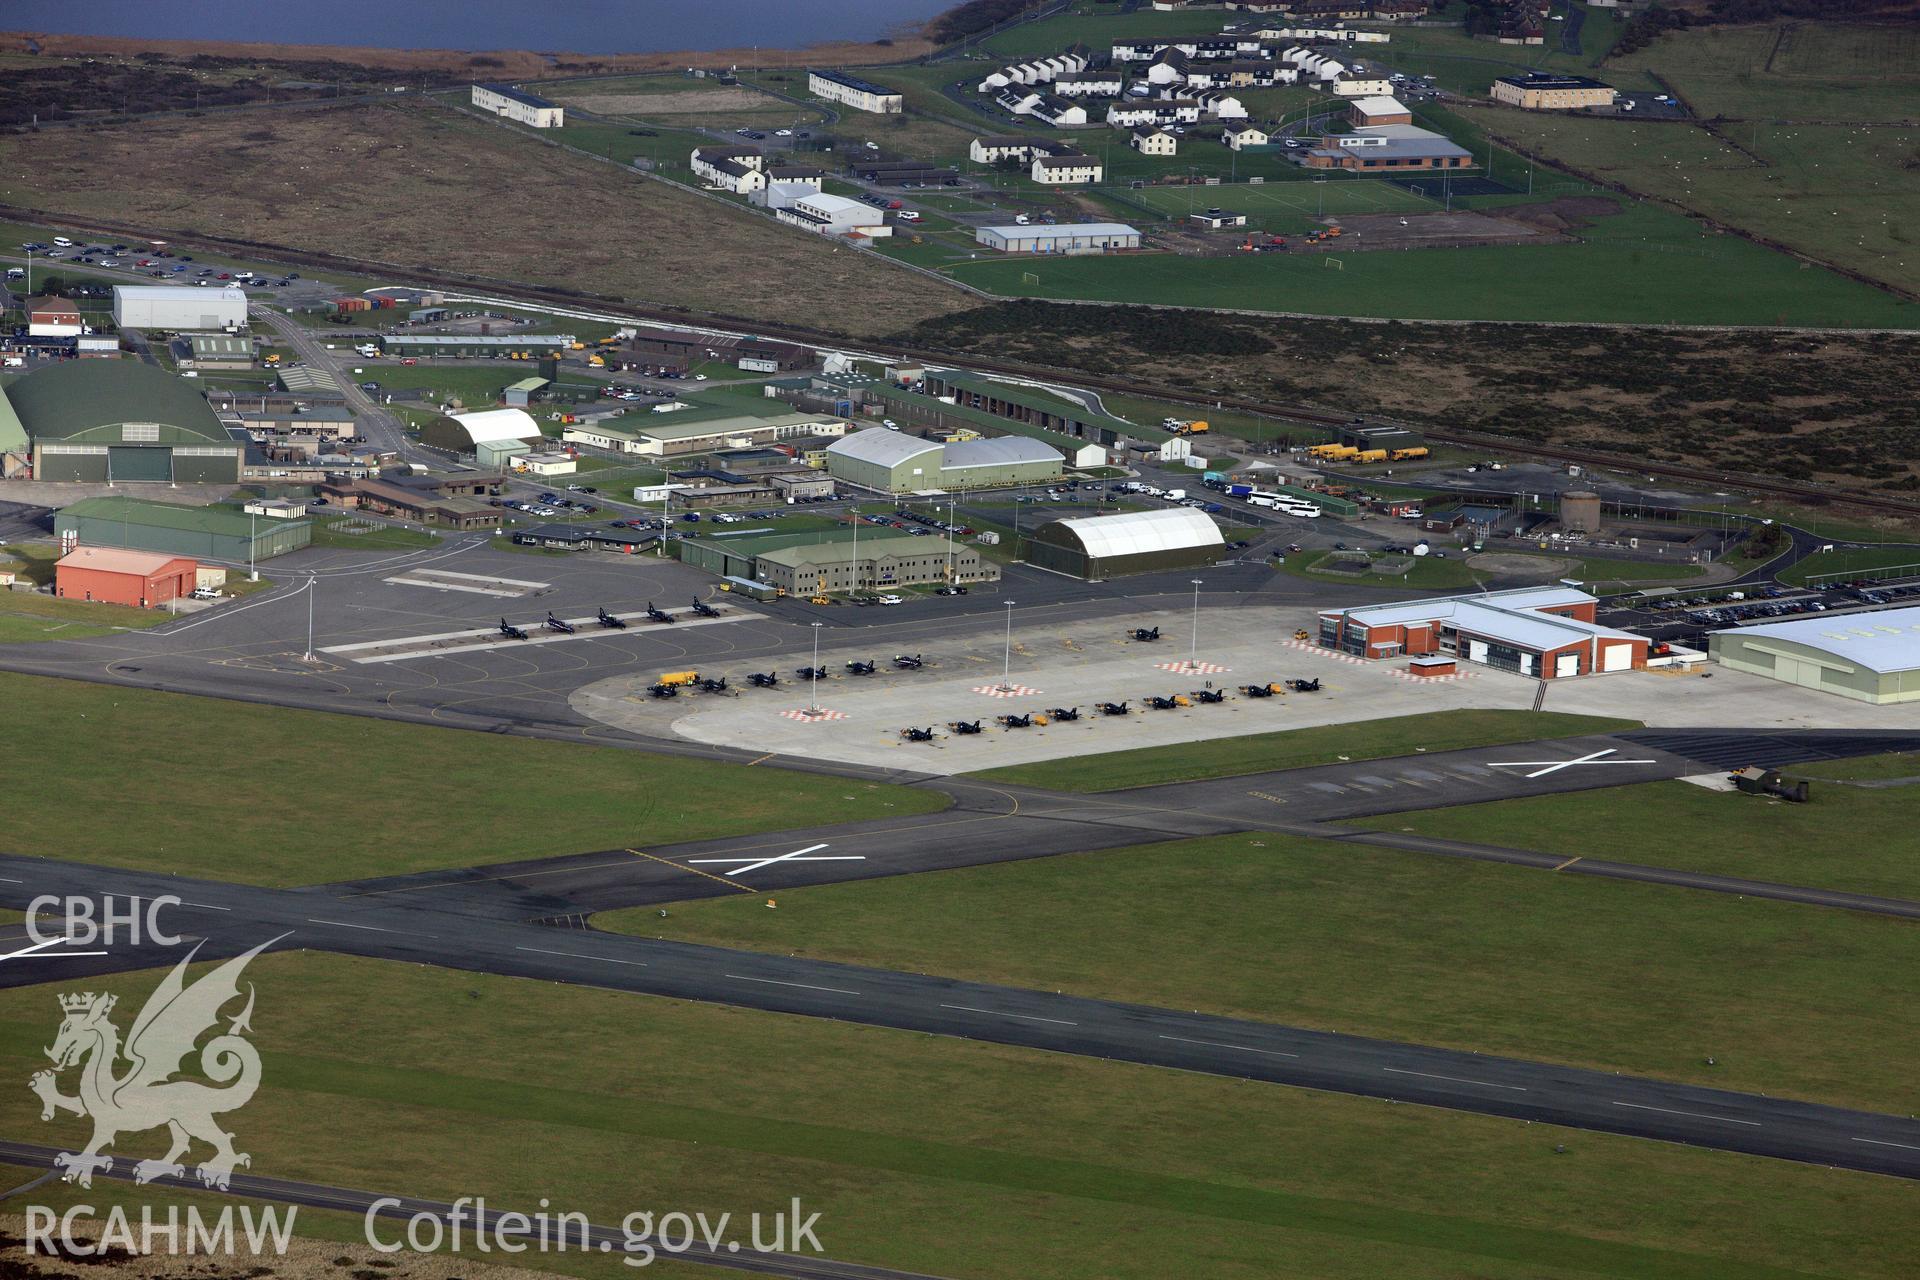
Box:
1127, 178, 1437, 222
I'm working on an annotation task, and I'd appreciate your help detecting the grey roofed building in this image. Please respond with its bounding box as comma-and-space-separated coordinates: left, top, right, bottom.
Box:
1709, 606, 1920, 704
827, 429, 944, 469
942, 436, 1062, 469
1027, 507, 1224, 580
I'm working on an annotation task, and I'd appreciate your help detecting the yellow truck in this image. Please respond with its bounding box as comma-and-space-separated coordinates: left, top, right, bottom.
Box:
657, 671, 700, 687
1355, 449, 1390, 464
1172, 420, 1210, 436
1389, 446, 1430, 461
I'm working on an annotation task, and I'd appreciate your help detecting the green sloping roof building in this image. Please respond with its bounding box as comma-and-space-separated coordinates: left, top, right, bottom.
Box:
7, 362, 242, 483
55, 497, 312, 562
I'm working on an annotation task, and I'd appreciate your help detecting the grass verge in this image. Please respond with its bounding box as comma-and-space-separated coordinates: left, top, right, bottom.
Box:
0, 671, 944, 886
968, 709, 1640, 792
599, 832, 1920, 1113
4, 952, 1916, 1280
1380, 756, 1920, 900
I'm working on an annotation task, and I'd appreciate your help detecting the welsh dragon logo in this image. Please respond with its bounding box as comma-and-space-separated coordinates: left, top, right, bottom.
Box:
30, 937, 281, 1190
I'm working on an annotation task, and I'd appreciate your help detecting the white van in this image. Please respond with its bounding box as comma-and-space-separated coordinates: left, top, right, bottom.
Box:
52, 236, 73, 247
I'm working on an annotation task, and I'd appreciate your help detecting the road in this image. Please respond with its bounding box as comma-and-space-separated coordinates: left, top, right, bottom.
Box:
249, 305, 428, 465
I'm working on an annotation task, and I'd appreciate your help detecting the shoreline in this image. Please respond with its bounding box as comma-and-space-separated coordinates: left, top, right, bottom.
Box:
0, 25, 939, 78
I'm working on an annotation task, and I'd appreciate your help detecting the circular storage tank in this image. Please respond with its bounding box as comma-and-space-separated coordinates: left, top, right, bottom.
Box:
1560, 490, 1603, 534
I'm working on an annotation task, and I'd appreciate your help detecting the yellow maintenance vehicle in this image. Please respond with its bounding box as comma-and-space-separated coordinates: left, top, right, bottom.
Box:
1171, 420, 1210, 436
1355, 448, 1390, 464
1389, 446, 1430, 461
657, 671, 700, 688
588, 354, 606, 368
569, 341, 587, 351
1307, 443, 1355, 460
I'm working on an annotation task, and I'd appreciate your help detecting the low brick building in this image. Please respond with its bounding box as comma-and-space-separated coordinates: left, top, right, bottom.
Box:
55, 546, 198, 609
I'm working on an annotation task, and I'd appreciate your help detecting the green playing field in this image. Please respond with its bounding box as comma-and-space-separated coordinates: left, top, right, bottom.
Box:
1126, 178, 1438, 222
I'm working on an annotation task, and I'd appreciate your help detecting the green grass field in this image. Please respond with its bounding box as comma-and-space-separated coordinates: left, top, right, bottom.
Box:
1778, 545, 1920, 586
947, 198, 1916, 326
1383, 757, 1920, 899
1609, 21, 1920, 123
1370, 12, 1645, 97
969, 708, 1638, 792
0, 671, 943, 886
1279, 546, 1484, 589
599, 832, 1920, 1114
308, 517, 441, 550
7, 951, 1917, 1280
1127, 178, 1438, 224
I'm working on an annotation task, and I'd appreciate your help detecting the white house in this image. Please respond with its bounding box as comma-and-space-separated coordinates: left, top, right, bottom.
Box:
471, 83, 564, 128
690, 145, 766, 193
970, 136, 1044, 165
1222, 123, 1269, 150
1130, 127, 1178, 156
1107, 100, 1202, 128
1192, 89, 1249, 119
1030, 95, 1089, 127
807, 69, 903, 114
1334, 74, 1396, 96
996, 87, 1043, 116
1031, 152, 1104, 185
1053, 70, 1124, 97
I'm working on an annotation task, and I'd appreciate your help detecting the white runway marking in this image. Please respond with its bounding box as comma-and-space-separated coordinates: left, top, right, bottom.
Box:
1487, 748, 1658, 779
1612, 1101, 1761, 1126
383, 577, 523, 598
322, 606, 755, 663
305, 917, 407, 934
939, 1004, 1078, 1026
179, 902, 231, 911
516, 945, 648, 967
0, 937, 109, 962
1158, 1035, 1298, 1058
1854, 1137, 1920, 1152
405, 569, 549, 589
725, 974, 861, 995
687, 843, 865, 878
1384, 1067, 1528, 1091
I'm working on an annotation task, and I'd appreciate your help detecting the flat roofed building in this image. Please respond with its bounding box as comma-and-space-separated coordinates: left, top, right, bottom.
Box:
174, 333, 255, 370
751, 532, 999, 595
55, 547, 199, 609
629, 411, 849, 458
376, 334, 575, 356
315, 477, 502, 529
807, 69, 903, 114
1347, 95, 1412, 126
112, 285, 247, 331
55, 496, 312, 562
1303, 123, 1474, 171
472, 82, 564, 127
1490, 73, 1618, 110
775, 192, 892, 238
976, 222, 1139, 253
1318, 586, 1647, 678
1028, 507, 1224, 580
1709, 607, 1920, 704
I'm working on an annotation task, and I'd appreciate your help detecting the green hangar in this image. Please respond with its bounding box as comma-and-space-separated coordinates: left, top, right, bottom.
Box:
1709, 607, 1920, 705
55, 496, 313, 563
824, 427, 1061, 493
4, 362, 243, 483
1027, 507, 1224, 580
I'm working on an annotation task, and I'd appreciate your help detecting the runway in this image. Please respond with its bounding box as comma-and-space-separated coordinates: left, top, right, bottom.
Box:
7, 862, 1920, 1181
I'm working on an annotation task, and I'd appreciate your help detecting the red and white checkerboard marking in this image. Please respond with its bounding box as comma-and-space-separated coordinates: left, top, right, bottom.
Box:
781, 707, 848, 721
973, 684, 1043, 698
1156, 660, 1230, 675
1286, 639, 1366, 665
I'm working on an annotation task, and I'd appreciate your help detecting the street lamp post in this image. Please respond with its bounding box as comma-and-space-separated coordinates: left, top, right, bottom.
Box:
809, 622, 823, 713
305, 574, 316, 661
1188, 578, 1203, 670
1000, 599, 1015, 691
248, 511, 258, 582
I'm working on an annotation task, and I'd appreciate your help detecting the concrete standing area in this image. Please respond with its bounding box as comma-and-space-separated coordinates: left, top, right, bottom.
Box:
571, 604, 1920, 773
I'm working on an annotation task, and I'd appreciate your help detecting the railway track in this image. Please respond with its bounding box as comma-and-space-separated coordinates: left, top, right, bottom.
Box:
13, 202, 1920, 522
